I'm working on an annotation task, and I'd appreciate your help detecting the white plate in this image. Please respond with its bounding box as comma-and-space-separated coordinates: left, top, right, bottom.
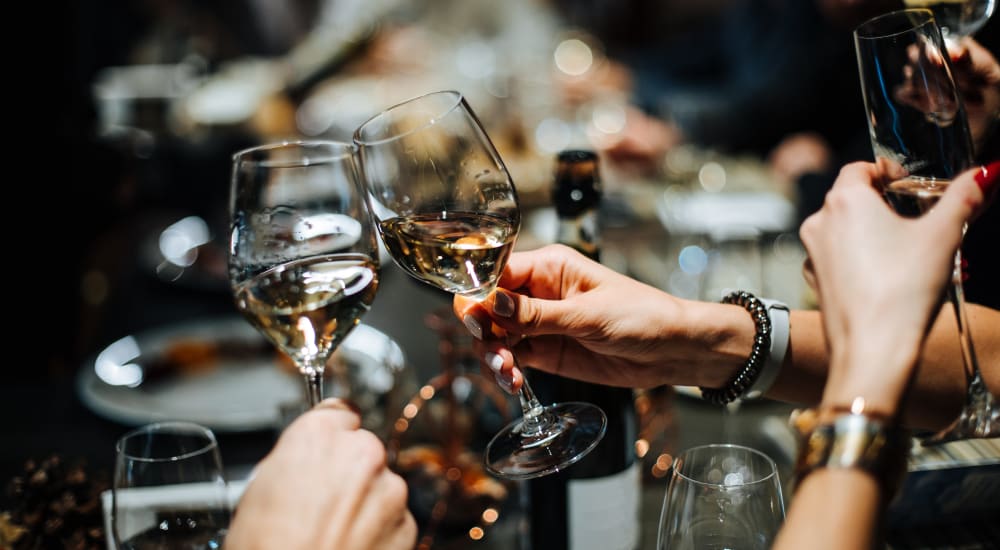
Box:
655, 190, 795, 235
77, 318, 406, 432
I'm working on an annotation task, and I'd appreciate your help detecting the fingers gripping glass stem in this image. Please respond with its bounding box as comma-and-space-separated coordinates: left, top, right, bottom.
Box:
484, 341, 607, 479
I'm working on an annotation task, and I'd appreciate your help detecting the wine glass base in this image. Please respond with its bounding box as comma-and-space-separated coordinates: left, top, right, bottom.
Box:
484, 402, 607, 480
922, 384, 1000, 445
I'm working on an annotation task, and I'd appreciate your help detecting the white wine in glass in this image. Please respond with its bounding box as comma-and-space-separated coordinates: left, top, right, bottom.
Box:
355, 90, 607, 479
855, 9, 998, 442
228, 141, 380, 407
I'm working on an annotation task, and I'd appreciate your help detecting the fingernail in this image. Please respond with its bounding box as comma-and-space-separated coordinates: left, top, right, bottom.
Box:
975, 161, 1000, 195
485, 352, 504, 373
463, 314, 483, 340
493, 291, 515, 318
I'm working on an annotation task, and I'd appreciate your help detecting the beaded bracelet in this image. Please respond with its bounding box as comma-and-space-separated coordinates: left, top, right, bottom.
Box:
700, 290, 772, 405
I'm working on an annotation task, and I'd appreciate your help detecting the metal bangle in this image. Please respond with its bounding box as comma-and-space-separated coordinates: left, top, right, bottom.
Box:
700, 290, 772, 405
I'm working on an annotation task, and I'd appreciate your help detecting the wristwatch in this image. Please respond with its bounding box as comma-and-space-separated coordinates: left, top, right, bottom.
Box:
744, 298, 789, 400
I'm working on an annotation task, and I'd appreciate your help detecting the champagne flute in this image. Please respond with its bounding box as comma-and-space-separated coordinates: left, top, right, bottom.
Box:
902, 0, 995, 47
656, 444, 785, 550
854, 9, 998, 442
354, 90, 607, 479
112, 422, 231, 549
228, 141, 380, 407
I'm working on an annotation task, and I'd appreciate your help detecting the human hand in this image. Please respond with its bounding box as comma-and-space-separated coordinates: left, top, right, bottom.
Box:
946, 38, 1000, 147
453, 244, 750, 394
225, 399, 416, 550
799, 161, 998, 415
768, 131, 833, 185
600, 106, 683, 175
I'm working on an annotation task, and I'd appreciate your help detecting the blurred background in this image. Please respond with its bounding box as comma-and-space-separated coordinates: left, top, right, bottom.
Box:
38, 0, 999, 384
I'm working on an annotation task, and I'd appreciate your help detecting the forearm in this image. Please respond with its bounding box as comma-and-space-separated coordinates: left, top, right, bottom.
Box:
773, 469, 883, 550
766, 305, 1000, 430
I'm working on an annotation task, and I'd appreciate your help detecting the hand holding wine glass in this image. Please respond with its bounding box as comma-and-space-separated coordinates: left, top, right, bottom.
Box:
354, 91, 607, 479
854, 8, 998, 441
228, 141, 380, 407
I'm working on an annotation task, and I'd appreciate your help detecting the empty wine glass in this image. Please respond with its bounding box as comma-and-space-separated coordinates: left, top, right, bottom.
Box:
228, 141, 381, 408
854, 8, 998, 441
657, 444, 785, 550
354, 90, 607, 479
111, 422, 231, 549
902, 0, 995, 47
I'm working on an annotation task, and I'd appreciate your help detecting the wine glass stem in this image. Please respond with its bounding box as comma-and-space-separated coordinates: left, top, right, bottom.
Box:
950, 250, 979, 387
510, 349, 552, 437
303, 368, 324, 407
928, 248, 999, 442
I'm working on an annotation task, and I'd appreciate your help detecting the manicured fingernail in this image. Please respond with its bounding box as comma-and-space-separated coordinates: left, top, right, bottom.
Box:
463, 314, 483, 340
485, 352, 504, 373
975, 161, 1000, 195
493, 291, 515, 318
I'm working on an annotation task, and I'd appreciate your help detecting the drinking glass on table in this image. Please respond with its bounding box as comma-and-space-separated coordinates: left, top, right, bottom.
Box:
228, 141, 380, 407
111, 422, 231, 549
354, 90, 607, 479
854, 8, 998, 442
656, 444, 785, 550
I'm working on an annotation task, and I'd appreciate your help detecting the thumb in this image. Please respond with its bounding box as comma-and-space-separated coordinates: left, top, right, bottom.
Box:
928, 161, 999, 230
485, 289, 581, 337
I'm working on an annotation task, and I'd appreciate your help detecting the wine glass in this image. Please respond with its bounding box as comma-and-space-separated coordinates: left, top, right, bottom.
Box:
854, 9, 998, 442
228, 141, 380, 407
111, 422, 231, 549
902, 0, 994, 47
354, 90, 607, 479
656, 444, 785, 550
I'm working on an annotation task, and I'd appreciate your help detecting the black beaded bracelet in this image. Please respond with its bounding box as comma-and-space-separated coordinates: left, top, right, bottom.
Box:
700, 290, 772, 405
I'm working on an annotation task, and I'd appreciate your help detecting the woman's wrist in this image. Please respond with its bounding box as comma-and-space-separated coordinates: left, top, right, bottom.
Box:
675, 298, 757, 388
820, 347, 919, 419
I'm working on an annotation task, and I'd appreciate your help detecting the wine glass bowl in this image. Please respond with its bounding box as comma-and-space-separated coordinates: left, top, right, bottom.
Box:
354, 91, 519, 302
854, 8, 974, 179
228, 141, 380, 407
902, 0, 995, 46
111, 422, 231, 549
656, 444, 785, 550
854, 9, 999, 441
355, 91, 607, 479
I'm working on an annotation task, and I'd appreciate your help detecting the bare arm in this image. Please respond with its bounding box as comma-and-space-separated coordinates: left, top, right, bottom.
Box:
768, 304, 1000, 431
772, 162, 995, 550
456, 247, 999, 433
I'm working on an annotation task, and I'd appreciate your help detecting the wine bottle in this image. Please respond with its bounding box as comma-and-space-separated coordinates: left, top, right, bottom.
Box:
527, 150, 641, 550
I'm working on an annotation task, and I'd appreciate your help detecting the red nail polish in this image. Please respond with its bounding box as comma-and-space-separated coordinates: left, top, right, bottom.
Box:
974, 161, 1000, 195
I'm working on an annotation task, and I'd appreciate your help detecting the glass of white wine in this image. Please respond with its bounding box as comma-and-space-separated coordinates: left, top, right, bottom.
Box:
855, 9, 998, 441
228, 141, 381, 407
902, 0, 994, 47
354, 90, 607, 479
